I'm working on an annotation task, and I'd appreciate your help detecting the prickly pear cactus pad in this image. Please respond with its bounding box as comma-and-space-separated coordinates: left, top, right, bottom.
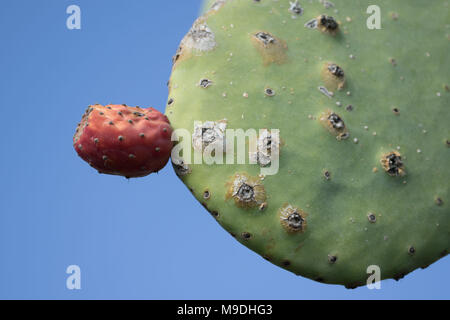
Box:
166, 0, 449, 287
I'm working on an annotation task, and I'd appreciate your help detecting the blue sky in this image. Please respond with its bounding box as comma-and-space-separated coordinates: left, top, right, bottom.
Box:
0, 0, 448, 299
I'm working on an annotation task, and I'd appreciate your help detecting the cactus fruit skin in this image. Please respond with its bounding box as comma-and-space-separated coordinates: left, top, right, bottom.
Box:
74, 104, 173, 178
166, 0, 449, 287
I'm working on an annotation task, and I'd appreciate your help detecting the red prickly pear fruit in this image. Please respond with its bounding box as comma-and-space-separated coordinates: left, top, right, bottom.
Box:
73, 104, 173, 178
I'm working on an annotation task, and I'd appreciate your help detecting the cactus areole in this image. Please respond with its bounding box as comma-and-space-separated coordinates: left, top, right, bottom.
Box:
75, 0, 449, 287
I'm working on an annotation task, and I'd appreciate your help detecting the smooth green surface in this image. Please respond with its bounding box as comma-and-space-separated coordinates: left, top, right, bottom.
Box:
167, 0, 449, 286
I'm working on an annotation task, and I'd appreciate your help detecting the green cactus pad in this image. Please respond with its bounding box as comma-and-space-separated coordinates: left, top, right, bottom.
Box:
166, 0, 449, 287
